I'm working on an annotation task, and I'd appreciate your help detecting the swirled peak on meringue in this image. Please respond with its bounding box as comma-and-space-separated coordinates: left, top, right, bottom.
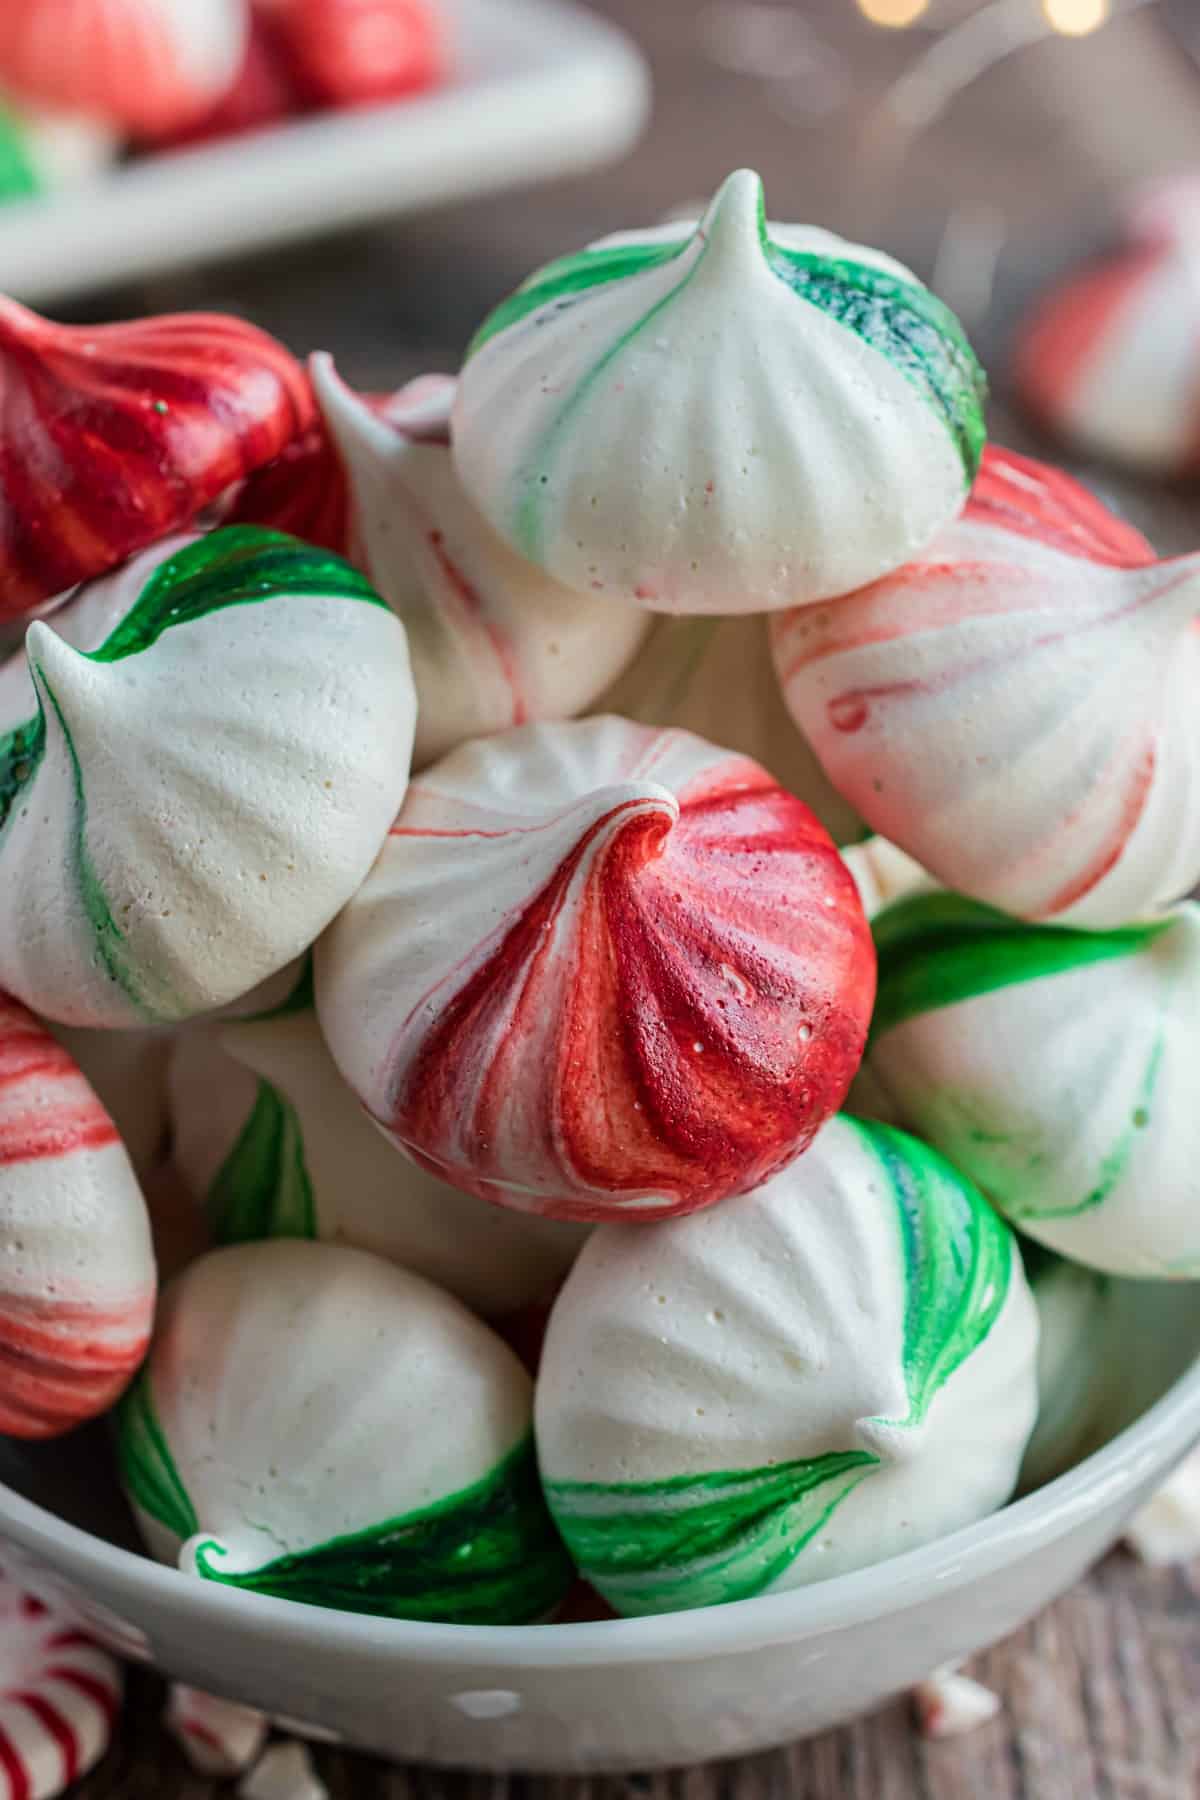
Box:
311, 355, 650, 768
453, 168, 987, 614
315, 716, 876, 1223
772, 445, 1200, 927
0, 525, 415, 1029
865, 891, 1200, 1279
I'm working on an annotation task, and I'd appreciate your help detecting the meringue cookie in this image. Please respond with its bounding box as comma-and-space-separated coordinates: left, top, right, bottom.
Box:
0, 993, 155, 1437
453, 168, 986, 615
165, 1686, 268, 1780
48, 1025, 171, 1176
312, 357, 649, 768
116, 1240, 572, 1622
1013, 231, 1200, 477
592, 612, 861, 844
0, 0, 246, 139
0, 97, 118, 201
223, 420, 349, 558
866, 892, 1200, 1277
0, 1570, 123, 1800
0, 299, 313, 618
168, 976, 588, 1317
1020, 1245, 1117, 1491
912, 1667, 1001, 1740
265, 0, 445, 109
535, 1114, 1037, 1615
838, 835, 933, 923
316, 716, 875, 1222
771, 445, 1200, 926
240, 1742, 329, 1800
0, 526, 415, 1027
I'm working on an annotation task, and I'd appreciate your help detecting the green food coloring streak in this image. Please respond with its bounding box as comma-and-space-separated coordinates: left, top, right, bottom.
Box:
114, 1366, 200, 1544
0, 530, 387, 1018
546, 1452, 877, 1617
547, 1121, 1015, 1614
191, 1435, 571, 1625
871, 891, 1173, 1045
207, 1077, 317, 1245
845, 1118, 1013, 1424
0, 107, 39, 202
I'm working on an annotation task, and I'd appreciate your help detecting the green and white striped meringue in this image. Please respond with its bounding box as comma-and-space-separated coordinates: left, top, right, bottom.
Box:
866, 894, 1200, 1277
536, 1115, 1037, 1616
0, 526, 415, 1028
116, 1240, 572, 1624
168, 969, 588, 1318
454, 168, 986, 615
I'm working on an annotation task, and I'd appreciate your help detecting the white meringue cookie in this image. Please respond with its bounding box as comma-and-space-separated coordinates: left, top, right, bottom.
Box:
311, 357, 650, 769
0, 992, 155, 1437
1020, 1247, 1117, 1491
535, 1114, 1037, 1615
168, 977, 587, 1318
866, 892, 1200, 1277
453, 168, 986, 615
772, 445, 1200, 926
0, 526, 415, 1028
592, 612, 862, 844
0, 96, 118, 200
116, 1240, 571, 1622
315, 715, 875, 1222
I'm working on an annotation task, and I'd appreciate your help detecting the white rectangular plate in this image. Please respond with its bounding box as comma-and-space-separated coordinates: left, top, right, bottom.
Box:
0, 0, 649, 306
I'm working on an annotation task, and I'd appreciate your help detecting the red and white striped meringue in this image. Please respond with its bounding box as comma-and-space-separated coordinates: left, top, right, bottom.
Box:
1013, 226, 1200, 477
771, 446, 1200, 927
0, 994, 155, 1437
165, 1685, 267, 1778
312, 358, 649, 769
0, 0, 246, 139
0, 1566, 122, 1799
315, 716, 875, 1222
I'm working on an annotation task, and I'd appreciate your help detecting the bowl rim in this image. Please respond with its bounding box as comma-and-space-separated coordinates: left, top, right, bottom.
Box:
1, 1346, 1198, 1668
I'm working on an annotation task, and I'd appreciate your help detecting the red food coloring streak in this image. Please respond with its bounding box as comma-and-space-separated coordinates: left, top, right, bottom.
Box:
0, 300, 313, 618
1014, 243, 1166, 432
0, 1290, 152, 1438
0, 1721, 29, 1799
48, 1668, 119, 1726
389, 767, 875, 1221
426, 529, 528, 725
0, 1000, 119, 1166
14, 1693, 78, 1783
967, 445, 1153, 567
227, 418, 351, 554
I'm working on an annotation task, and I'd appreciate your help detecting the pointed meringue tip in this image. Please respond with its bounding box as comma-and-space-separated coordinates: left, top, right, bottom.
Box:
309, 350, 393, 463
581, 781, 679, 867
697, 169, 768, 264
25, 619, 93, 707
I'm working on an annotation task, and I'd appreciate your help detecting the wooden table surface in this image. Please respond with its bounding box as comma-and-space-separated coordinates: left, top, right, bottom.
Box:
52, 2, 1200, 1794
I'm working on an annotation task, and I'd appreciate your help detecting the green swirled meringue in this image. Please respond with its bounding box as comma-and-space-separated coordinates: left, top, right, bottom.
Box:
116, 1240, 571, 1624
866, 893, 1200, 1277
0, 526, 415, 1028
536, 1115, 1036, 1616
453, 168, 986, 615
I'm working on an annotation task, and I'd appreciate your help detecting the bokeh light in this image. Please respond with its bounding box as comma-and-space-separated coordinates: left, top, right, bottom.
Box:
855, 0, 931, 28
1041, 0, 1111, 37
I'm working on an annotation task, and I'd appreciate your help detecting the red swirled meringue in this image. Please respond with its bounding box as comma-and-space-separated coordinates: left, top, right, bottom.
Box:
0, 1571, 123, 1799
0, 0, 247, 140
0, 300, 313, 619
315, 717, 875, 1222
771, 446, 1200, 927
223, 420, 349, 555
261, 0, 445, 110
0, 995, 155, 1438
1013, 224, 1200, 477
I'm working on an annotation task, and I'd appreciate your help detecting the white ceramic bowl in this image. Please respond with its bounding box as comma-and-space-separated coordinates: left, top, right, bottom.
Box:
0, 1279, 1195, 1771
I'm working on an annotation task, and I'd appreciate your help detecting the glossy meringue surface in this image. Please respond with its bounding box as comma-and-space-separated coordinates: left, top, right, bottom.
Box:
535, 1114, 1037, 1615
168, 973, 588, 1319
316, 716, 875, 1222
116, 1240, 571, 1623
0, 526, 415, 1028
312, 357, 649, 768
772, 446, 1200, 927
0, 993, 155, 1437
454, 169, 986, 615
0, 299, 313, 618
866, 892, 1200, 1277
